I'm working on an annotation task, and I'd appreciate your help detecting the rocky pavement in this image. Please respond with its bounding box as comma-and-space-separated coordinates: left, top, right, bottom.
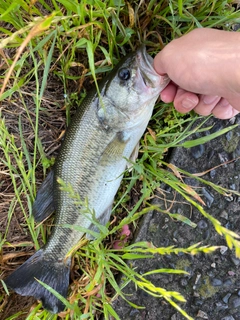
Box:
111, 116, 240, 320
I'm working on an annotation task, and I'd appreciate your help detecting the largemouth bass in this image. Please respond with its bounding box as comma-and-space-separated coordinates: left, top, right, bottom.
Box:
5, 46, 169, 313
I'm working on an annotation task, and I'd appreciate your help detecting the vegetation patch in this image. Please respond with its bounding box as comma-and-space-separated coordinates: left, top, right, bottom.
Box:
198, 276, 219, 299
0, 1, 240, 319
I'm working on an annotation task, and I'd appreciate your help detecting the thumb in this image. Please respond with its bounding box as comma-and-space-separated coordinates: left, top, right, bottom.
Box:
153, 50, 167, 75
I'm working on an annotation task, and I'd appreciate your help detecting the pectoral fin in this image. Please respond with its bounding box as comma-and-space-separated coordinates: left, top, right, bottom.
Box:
100, 132, 129, 165
32, 170, 55, 222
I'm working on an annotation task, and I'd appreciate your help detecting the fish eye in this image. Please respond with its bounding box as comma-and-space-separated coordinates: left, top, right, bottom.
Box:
118, 68, 131, 81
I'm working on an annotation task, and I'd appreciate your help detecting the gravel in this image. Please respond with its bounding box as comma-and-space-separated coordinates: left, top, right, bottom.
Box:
111, 116, 240, 320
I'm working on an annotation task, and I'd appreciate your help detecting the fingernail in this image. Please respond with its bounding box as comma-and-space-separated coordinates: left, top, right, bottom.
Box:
182, 98, 197, 109
203, 95, 219, 104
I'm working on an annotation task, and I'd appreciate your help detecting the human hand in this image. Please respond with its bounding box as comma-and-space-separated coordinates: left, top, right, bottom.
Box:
154, 28, 240, 119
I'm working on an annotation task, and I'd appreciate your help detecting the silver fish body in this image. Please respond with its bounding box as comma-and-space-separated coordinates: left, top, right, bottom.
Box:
5, 46, 169, 313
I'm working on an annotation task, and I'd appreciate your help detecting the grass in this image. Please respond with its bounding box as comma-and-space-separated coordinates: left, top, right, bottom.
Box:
0, 0, 240, 319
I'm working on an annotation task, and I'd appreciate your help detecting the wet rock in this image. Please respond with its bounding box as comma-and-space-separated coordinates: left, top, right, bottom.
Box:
193, 297, 204, 306
207, 270, 215, 277
211, 121, 223, 133
229, 183, 236, 190
207, 149, 214, 160
190, 144, 205, 159
226, 131, 233, 141
225, 195, 234, 202
224, 222, 232, 230
212, 278, 223, 286
129, 309, 140, 317
230, 256, 240, 266
218, 153, 229, 167
179, 278, 188, 287
223, 279, 233, 287
203, 229, 211, 241
223, 293, 232, 304
228, 295, 240, 309
197, 220, 208, 229
220, 246, 228, 255
215, 301, 228, 311
209, 169, 216, 179
221, 316, 235, 320
220, 210, 229, 220
196, 309, 208, 319
201, 188, 214, 208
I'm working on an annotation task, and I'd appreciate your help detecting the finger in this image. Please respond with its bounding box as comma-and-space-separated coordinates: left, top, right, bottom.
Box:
160, 82, 178, 103
173, 88, 199, 113
193, 95, 221, 116
211, 98, 239, 119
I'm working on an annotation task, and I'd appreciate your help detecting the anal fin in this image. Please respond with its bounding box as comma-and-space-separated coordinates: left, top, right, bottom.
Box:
127, 142, 139, 171
86, 204, 113, 240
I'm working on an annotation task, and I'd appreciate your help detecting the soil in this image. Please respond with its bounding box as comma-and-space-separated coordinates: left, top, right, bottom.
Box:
111, 116, 240, 320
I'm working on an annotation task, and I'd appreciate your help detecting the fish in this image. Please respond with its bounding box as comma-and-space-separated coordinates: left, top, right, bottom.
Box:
5, 46, 170, 314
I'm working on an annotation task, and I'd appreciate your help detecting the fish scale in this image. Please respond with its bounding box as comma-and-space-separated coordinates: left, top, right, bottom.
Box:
5, 46, 170, 313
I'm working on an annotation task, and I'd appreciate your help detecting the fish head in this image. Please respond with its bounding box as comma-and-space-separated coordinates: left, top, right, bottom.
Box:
99, 46, 170, 129
133, 45, 170, 95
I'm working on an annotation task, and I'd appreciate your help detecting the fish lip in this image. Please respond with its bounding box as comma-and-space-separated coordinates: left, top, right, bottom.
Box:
138, 45, 154, 71
136, 45, 170, 90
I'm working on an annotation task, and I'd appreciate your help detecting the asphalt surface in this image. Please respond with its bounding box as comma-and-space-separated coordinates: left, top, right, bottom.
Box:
111, 116, 240, 320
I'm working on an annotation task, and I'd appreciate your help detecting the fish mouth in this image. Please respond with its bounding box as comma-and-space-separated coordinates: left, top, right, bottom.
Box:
136, 45, 170, 89
140, 45, 154, 71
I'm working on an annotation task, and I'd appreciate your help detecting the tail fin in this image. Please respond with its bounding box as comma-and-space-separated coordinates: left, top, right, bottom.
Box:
5, 249, 71, 314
